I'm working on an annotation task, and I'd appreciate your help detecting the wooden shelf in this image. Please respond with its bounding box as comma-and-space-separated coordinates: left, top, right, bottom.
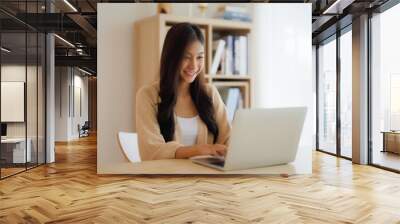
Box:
206, 74, 251, 81
160, 14, 252, 32
213, 81, 251, 108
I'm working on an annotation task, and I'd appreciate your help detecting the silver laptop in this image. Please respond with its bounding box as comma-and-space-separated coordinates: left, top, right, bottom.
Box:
191, 107, 307, 171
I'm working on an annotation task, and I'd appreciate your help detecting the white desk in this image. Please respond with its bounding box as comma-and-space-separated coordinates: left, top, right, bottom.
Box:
100, 159, 300, 175
99, 147, 312, 175
1, 138, 31, 163
99, 146, 312, 175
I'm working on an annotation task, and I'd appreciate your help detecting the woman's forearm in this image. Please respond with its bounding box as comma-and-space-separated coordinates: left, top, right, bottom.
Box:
175, 146, 198, 159
175, 144, 226, 159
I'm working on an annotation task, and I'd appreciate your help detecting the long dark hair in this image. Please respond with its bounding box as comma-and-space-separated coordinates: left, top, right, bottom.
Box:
157, 23, 219, 143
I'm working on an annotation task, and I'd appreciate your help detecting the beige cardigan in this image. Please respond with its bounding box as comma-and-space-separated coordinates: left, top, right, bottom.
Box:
136, 82, 231, 161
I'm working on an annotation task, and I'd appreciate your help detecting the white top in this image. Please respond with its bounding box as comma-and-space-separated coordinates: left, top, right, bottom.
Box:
176, 115, 198, 146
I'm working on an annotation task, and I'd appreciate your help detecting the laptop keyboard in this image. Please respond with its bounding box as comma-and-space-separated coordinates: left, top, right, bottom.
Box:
205, 157, 225, 167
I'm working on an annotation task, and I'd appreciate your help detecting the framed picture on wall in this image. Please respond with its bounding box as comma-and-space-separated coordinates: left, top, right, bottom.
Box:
1, 81, 25, 122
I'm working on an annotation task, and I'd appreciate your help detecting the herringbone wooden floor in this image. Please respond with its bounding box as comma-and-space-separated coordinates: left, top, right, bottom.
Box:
1, 134, 400, 224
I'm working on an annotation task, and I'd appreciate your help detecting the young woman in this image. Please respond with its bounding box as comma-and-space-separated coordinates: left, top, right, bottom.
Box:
136, 22, 231, 161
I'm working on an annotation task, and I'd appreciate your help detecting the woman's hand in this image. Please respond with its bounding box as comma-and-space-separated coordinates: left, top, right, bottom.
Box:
194, 144, 227, 157
175, 144, 227, 159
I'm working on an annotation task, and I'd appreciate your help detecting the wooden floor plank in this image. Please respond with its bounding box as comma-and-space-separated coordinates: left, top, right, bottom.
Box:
0, 134, 399, 223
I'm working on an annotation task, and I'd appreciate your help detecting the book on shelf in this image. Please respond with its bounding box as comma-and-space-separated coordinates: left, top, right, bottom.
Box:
218, 5, 249, 14
210, 39, 226, 75
233, 36, 248, 75
218, 87, 243, 123
239, 36, 247, 75
213, 35, 248, 76
224, 35, 234, 75
215, 6, 252, 22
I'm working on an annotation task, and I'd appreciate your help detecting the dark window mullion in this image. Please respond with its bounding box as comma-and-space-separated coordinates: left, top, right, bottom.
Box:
44, 31, 47, 164
316, 45, 320, 150
336, 30, 341, 157
24, 0, 28, 171
367, 11, 373, 165
36, 0, 39, 167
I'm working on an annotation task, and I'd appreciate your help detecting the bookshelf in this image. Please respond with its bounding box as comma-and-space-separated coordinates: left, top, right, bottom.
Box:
135, 14, 252, 109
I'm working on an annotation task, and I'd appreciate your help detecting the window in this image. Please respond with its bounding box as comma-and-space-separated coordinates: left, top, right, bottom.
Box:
0, 1, 47, 179
339, 29, 352, 158
316, 26, 353, 159
370, 3, 400, 171
317, 36, 337, 155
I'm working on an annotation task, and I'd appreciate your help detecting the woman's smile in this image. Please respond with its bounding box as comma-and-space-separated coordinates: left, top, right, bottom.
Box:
184, 70, 197, 77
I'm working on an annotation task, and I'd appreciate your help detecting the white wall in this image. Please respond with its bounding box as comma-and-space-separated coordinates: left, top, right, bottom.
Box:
1, 64, 47, 163
55, 67, 89, 141
55, 67, 70, 141
71, 73, 89, 138
250, 4, 312, 172
75, 75, 89, 121
1, 65, 39, 138
97, 4, 158, 173
98, 3, 312, 174
1, 66, 26, 138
